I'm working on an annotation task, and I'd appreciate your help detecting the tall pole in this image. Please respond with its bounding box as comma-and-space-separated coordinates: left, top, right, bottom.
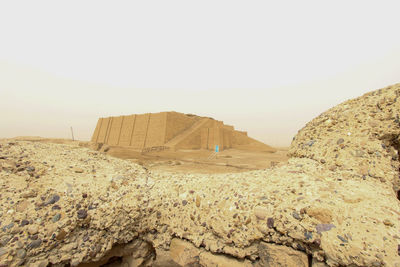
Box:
70, 127, 75, 141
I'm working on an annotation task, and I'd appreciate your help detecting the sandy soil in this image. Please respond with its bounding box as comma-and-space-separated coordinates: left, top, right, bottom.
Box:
7, 137, 289, 174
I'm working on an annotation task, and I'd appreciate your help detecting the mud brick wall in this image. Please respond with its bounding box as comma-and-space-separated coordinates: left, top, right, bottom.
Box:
165, 112, 198, 143
91, 112, 273, 152
119, 115, 136, 147
200, 128, 209, 149
107, 116, 124, 145
223, 129, 232, 148
145, 112, 167, 148
175, 129, 201, 150
96, 117, 112, 143
91, 118, 102, 142
223, 125, 234, 131
130, 114, 151, 149
231, 131, 251, 145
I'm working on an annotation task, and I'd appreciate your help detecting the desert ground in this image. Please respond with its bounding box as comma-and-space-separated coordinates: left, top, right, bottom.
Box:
1, 84, 400, 267
7, 136, 289, 174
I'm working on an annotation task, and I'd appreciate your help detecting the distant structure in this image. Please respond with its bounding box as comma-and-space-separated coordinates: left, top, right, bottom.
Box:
91, 112, 276, 152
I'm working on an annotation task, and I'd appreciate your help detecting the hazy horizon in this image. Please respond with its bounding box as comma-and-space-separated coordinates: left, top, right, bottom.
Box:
1, 1, 400, 147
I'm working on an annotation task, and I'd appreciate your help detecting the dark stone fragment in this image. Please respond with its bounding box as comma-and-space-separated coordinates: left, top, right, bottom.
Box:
77, 209, 88, 219
76, 203, 81, 209
313, 239, 321, 247
52, 205, 61, 210
296, 243, 305, 251
20, 220, 29, 227
46, 194, 60, 205
26, 166, 35, 172
306, 140, 315, 146
82, 193, 88, 198
31, 234, 38, 240
0, 235, 11, 246
337, 235, 348, 243
182, 200, 188, 206
292, 211, 301, 220
83, 235, 89, 242
398, 244, 400, 256
27, 239, 42, 250
2, 223, 14, 232
337, 138, 344, 145
304, 231, 313, 240
267, 217, 274, 228
52, 214, 61, 222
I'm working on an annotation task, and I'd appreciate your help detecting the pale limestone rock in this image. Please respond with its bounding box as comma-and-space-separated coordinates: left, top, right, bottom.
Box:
199, 251, 253, 267
255, 242, 308, 267
152, 249, 181, 267
169, 238, 200, 266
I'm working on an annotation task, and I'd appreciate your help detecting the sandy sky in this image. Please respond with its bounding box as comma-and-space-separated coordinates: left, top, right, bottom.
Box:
1, 1, 400, 147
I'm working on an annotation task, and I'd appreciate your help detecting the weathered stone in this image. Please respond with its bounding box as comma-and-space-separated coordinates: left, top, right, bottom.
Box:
254, 206, 269, 220
27, 239, 42, 250
199, 250, 253, 267
153, 248, 181, 267
169, 238, 200, 266
45, 194, 60, 205
77, 209, 88, 219
52, 213, 61, 223
27, 224, 39, 235
16, 248, 26, 259
306, 207, 333, 223
312, 259, 329, 267
256, 242, 308, 267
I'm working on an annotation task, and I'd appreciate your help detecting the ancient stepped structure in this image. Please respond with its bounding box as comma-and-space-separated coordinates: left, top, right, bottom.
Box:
91, 112, 276, 152
0, 84, 399, 266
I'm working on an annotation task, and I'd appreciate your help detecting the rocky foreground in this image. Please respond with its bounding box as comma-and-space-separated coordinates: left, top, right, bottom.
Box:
1, 84, 400, 267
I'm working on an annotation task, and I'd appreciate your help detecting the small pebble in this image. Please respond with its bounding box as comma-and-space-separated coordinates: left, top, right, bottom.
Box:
52, 214, 61, 223
20, 219, 29, 226
337, 235, 348, 243
26, 166, 35, 172
27, 239, 42, 250
46, 194, 60, 205
0, 247, 7, 257
304, 231, 313, 240
77, 209, 88, 219
267, 218, 274, 228
16, 248, 26, 259
292, 211, 301, 220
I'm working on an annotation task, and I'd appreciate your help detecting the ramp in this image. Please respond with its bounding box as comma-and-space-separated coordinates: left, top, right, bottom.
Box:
165, 118, 210, 150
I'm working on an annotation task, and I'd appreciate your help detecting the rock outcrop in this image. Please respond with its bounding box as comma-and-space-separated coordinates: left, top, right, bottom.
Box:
0, 83, 399, 266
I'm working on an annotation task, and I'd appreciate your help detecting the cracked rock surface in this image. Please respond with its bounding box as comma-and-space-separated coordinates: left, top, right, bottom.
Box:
0, 83, 400, 266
